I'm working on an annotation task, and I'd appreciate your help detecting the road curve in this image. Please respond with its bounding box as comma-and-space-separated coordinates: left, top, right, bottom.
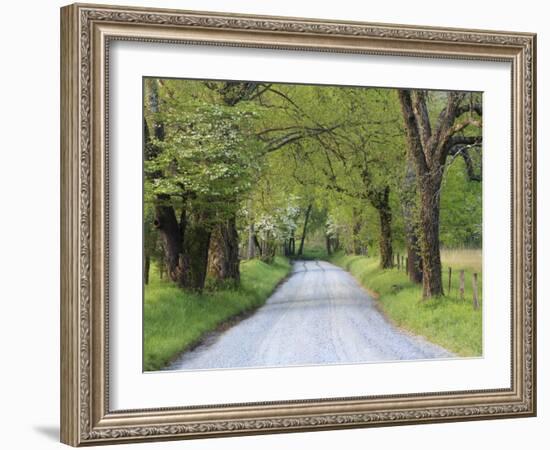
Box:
166, 260, 452, 371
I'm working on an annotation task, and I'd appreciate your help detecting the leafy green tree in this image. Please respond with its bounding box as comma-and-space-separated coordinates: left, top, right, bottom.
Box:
144, 79, 261, 290
398, 89, 482, 297
143, 77, 483, 299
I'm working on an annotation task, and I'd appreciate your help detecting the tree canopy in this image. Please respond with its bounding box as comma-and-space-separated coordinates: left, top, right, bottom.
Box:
144, 77, 482, 297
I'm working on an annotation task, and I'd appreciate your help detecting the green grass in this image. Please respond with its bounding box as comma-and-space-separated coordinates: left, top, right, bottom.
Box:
144, 256, 291, 371
328, 251, 482, 357
294, 246, 329, 261
441, 247, 482, 274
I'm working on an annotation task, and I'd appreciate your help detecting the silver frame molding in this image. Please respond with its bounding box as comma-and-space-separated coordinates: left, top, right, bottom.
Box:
60, 3, 536, 446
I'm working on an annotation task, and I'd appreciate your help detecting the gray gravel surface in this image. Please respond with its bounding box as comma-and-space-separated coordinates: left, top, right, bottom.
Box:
166, 260, 452, 371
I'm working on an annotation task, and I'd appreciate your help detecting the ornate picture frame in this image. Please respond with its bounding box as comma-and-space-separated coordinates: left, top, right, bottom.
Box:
60, 3, 536, 446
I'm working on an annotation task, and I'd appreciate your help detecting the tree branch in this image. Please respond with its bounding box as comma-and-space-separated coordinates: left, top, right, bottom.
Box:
433, 92, 468, 165
411, 90, 432, 149
447, 136, 482, 182
456, 102, 483, 118
447, 135, 482, 151
261, 124, 341, 153
398, 89, 429, 172
461, 150, 482, 182
449, 117, 482, 135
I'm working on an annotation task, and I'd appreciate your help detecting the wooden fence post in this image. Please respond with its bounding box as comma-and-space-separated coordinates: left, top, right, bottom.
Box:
448, 267, 452, 296
472, 273, 479, 309
459, 270, 465, 300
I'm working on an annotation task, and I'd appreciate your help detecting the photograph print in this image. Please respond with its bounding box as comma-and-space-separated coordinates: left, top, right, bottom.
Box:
142, 78, 483, 372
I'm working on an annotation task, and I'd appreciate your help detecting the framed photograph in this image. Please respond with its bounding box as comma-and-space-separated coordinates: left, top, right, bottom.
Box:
60, 3, 536, 446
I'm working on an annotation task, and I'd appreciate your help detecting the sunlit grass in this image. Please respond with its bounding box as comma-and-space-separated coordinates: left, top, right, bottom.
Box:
328, 252, 482, 357
143, 257, 291, 371
441, 248, 482, 274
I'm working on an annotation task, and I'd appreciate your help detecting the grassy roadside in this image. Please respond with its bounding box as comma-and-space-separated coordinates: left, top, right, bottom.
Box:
144, 256, 291, 371
328, 252, 482, 357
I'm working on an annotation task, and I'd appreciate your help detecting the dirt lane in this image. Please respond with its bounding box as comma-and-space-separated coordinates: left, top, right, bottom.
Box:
166, 260, 452, 371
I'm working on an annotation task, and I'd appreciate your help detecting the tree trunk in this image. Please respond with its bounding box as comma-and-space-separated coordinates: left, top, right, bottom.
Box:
158, 261, 164, 280
260, 231, 273, 263
333, 234, 340, 252
397, 89, 480, 298
144, 254, 151, 285
326, 233, 332, 256
377, 204, 393, 269
352, 208, 362, 254
401, 159, 423, 284
285, 239, 292, 256
180, 211, 211, 291
297, 203, 312, 256
407, 242, 423, 283
208, 215, 240, 284
418, 175, 444, 297
253, 234, 263, 256
154, 200, 184, 283
247, 222, 256, 259
367, 186, 393, 269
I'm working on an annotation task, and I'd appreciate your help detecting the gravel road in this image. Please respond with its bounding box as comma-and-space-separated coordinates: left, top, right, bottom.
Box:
166, 260, 452, 371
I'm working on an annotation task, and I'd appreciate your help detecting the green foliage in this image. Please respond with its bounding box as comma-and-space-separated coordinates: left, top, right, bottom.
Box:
299, 245, 329, 261
440, 157, 482, 247
144, 79, 262, 219
143, 257, 291, 371
329, 252, 482, 357
143, 78, 483, 362
144, 78, 482, 265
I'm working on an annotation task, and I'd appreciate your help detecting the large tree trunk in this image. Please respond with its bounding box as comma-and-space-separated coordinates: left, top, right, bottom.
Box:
208, 215, 240, 284
398, 89, 481, 298
180, 211, 211, 291
406, 236, 423, 284
154, 200, 184, 283
401, 160, 423, 284
297, 203, 312, 256
418, 174, 444, 297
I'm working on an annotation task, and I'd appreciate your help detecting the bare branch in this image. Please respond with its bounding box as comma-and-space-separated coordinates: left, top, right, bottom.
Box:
248, 83, 272, 100
256, 126, 305, 137
261, 124, 341, 153
265, 87, 334, 131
